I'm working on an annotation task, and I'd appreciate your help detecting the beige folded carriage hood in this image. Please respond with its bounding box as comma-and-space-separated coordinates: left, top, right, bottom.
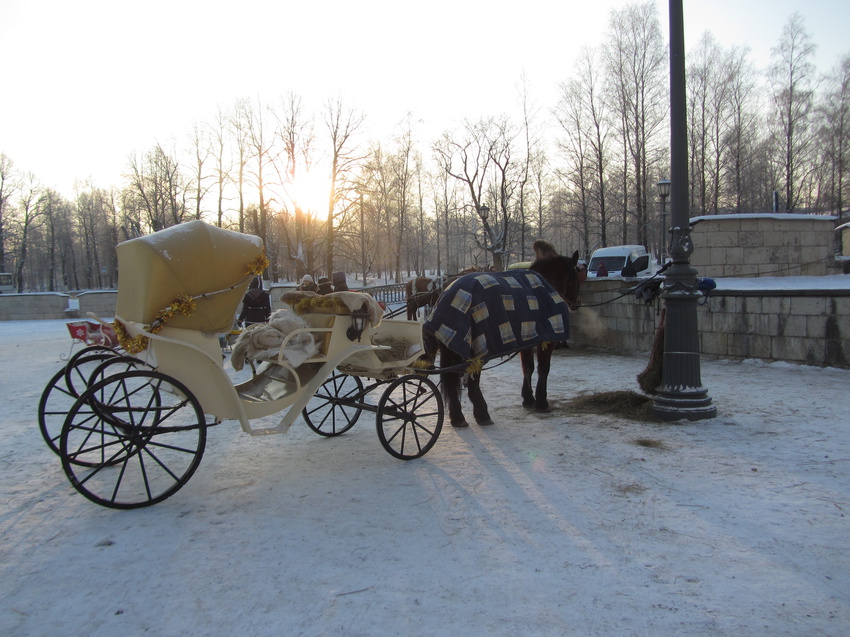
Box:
115, 220, 265, 334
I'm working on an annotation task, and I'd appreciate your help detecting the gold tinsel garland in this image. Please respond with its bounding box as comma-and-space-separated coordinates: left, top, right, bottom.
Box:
290, 296, 350, 316
464, 356, 484, 376
113, 319, 149, 354
245, 250, 269, 276
148, 294, 197, 333
113, 294, 198, 354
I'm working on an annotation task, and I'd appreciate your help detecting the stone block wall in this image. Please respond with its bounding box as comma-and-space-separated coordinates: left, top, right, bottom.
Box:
699, 291, 849, 367
0, 293, 70, 321
571, 279, 659, 353
78, 291, 118, 319
689, 214, 838, 278
570, 277, 850, 369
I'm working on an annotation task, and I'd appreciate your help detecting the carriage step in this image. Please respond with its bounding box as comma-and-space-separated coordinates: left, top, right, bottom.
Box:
237, 371, 298, 402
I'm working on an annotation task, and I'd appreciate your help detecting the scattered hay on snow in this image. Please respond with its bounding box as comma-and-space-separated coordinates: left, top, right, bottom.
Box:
566, 390, 656, 422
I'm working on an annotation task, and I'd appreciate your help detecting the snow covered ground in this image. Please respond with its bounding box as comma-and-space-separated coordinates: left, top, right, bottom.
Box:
1, 319, 848, 636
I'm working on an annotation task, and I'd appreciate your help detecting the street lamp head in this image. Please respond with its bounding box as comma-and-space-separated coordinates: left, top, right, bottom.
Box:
478, 205, 490, 220
657, 178, 671, 199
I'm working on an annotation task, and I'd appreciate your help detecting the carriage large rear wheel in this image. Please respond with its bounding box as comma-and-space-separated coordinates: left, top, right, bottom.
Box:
302, 372, 364, 436
38, 349, 120, 456
64, 346, 121, 395
60, 370, 207, 509
376, 375, 443, 459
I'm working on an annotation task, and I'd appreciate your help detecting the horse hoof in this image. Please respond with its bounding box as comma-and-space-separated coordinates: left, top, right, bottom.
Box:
522, 401, 535, 409
476, 418, 494, 426
535, 405, 551, 413
451, 420, 469, 428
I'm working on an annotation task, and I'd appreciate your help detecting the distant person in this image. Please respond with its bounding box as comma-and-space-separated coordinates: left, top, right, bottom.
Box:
621, 257, 637, 278
316, 277, 333, 295
532, 239, 558, 260
332, 271, 349, 292
297, 274, 318, 293
239, 276, 271, 326
576, 260, 588, 283
596, 262, 608, 278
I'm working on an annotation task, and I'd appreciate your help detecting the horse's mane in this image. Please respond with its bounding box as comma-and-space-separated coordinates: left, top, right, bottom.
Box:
529, 254, 577, 279
529, 252, 581, 303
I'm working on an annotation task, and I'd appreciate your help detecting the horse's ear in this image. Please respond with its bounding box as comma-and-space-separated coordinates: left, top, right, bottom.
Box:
571, 250, 579, 266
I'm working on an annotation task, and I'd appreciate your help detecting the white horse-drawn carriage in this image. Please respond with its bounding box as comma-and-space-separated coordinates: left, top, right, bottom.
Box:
38, 221, 443, 509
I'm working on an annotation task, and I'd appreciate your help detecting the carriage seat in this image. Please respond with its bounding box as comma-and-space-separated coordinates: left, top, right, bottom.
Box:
279, 290, 383, 327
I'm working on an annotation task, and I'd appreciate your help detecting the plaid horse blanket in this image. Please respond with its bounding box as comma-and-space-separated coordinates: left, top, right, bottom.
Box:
422, 270, 570, 361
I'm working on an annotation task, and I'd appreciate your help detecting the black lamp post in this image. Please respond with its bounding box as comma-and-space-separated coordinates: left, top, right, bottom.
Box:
478, 205, 490, 268
657, 178, 671, 265
650, 0, 715, 421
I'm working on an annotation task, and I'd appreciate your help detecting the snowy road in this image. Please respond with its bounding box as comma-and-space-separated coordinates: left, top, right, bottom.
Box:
1, 320, 848, 636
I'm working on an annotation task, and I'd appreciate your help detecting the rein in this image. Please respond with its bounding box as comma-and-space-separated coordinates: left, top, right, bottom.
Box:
578, 263, 671, 308
414, 351, 520, 376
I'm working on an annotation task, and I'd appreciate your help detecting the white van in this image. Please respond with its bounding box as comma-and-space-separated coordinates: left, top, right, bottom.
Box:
587, 245, 653, 278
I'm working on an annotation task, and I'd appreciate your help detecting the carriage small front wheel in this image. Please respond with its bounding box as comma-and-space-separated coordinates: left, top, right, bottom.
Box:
60, 370, 207, 509
302, 372, 365, 436
376, 375, 443, 460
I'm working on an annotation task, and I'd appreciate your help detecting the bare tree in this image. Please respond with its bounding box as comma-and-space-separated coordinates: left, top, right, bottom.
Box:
188, 121, 213, 221
816, 54, 850, 218
209, 106, 234, 228
688, 33, 722, 215
229, 99, 251, 233
242, 97, 278, 255
769, 12, 817, 212
434, 118, 495, 268
722, 46, 763, 212
274, 91, 318, 279
0, 153, 20, 272
390, 117, 417, 279
604, 0, 667, 246
360, 142, 396, 278
9, 174, 45, 291
427, 163, 460, 275
515, 73, 543, 260
322, 96, 364, 278
126, 143, 188, 232
554, 46, 613, 256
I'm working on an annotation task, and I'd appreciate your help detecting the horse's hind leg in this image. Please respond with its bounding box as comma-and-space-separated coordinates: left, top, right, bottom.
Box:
533, 345, 553, 412
439, 349, 468, 427
466, 372, 492, 425
521, 349, 536, 408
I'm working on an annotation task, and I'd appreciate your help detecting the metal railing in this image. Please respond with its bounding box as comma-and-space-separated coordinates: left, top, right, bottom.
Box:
361, 283, 407, 304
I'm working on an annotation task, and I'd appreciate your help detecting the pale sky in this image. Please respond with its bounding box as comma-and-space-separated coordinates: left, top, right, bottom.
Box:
1, 0, 847, 200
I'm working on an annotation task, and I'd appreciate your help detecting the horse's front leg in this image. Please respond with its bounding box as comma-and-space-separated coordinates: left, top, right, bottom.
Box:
466, 372, 492, 425
521, 349, 536, 408
533, 345, 553, 412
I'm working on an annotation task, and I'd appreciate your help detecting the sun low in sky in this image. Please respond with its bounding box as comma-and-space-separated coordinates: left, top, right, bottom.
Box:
1, 0, 847, 198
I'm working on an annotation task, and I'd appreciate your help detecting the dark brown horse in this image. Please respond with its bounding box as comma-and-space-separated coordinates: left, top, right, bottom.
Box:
423, 252, 582, 427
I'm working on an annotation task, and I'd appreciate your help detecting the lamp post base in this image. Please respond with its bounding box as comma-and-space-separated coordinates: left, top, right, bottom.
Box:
651, 387, 716, 421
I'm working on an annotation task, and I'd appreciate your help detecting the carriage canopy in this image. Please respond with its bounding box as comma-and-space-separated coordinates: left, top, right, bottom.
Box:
115, 220, 264, 333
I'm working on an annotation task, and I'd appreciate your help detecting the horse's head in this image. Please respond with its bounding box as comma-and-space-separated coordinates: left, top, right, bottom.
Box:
530, 250, 582, 311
